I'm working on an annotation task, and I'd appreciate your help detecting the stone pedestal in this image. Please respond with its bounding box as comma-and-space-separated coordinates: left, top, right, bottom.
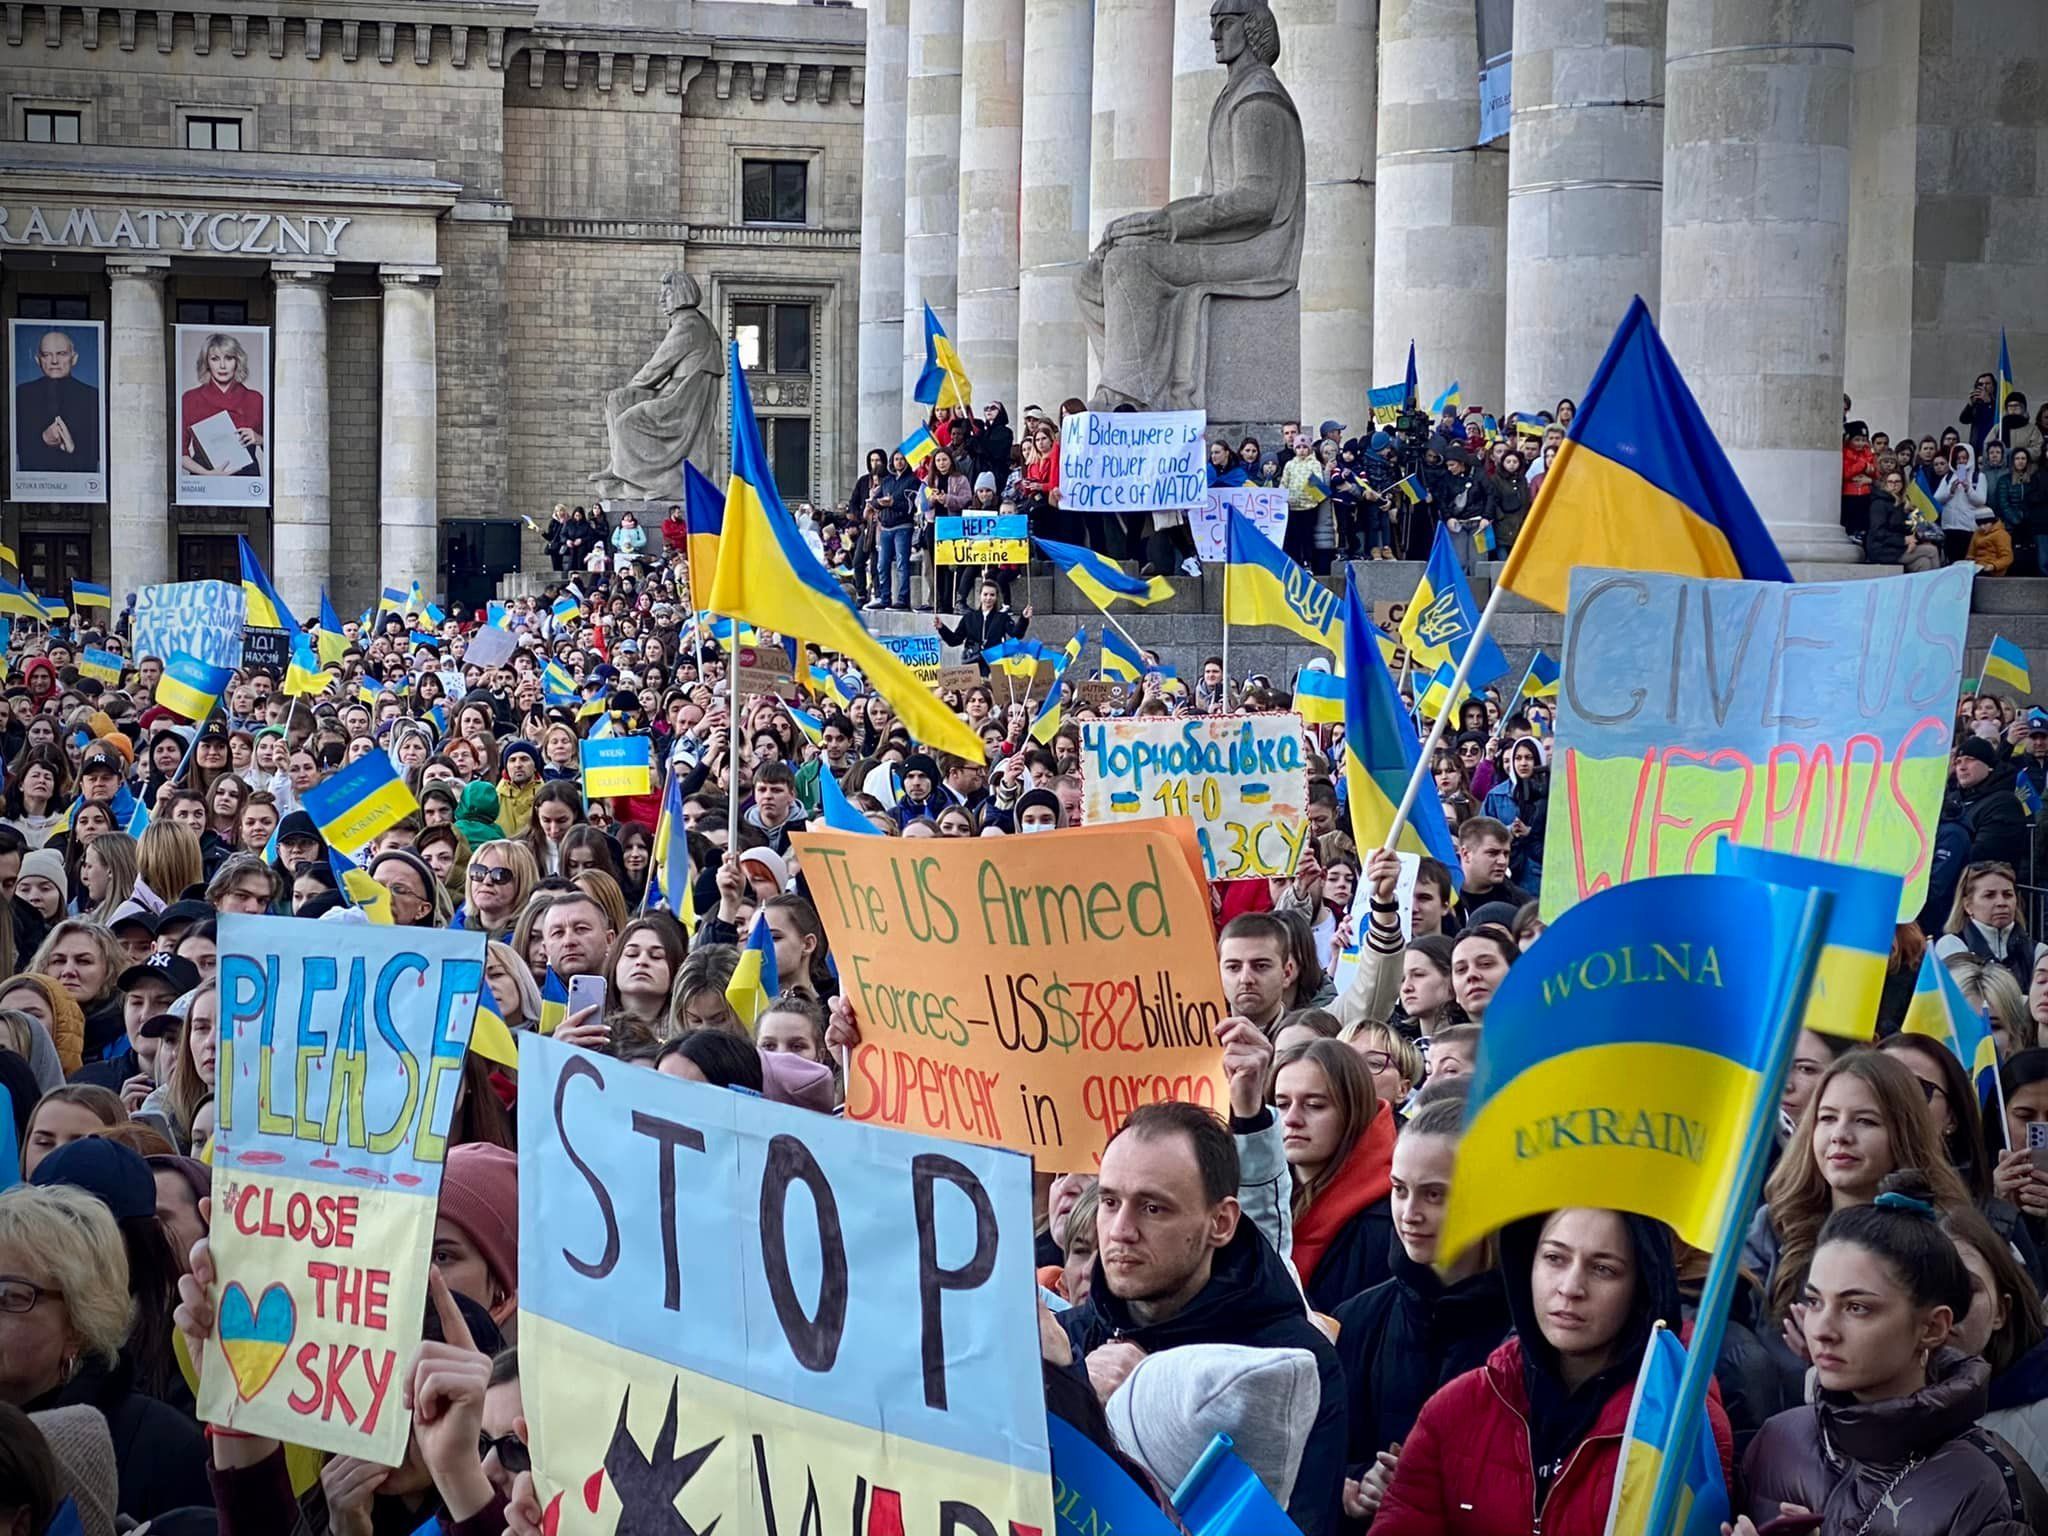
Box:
1662, 0, 1853, 563
858, 0, 910, 451
379, 268, 440, 588
107, 258, 171, 603
1206, 294, 1300, 429
902, 0, 964, 406
956, 0, 1024, 412
1018, 0, 1094, 412
270, 265, 331, 621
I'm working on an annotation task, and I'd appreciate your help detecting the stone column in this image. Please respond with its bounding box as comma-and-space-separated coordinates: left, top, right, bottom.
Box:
1017, 0, 1093, 413
1169, 0, 1224, 199
1504, 0, 1664, 415
269, 265, 331, 622
1088, 0, 1173, 391
956, 0, 1024, 412
858, 0, 909, 452
1275, 0, 1374, 416
902, 0, 964, 407
1662, 0, 1852, 565
106, 258, 171, 603
1374, 0, 1508, 413
378, 268, 439, 588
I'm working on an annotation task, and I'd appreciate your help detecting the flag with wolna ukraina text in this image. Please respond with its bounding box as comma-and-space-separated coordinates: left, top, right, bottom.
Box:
1436, 871, 1825, 1264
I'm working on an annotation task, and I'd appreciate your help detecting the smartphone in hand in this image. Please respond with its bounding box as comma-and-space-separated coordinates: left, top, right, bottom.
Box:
566, 974, 608, 1020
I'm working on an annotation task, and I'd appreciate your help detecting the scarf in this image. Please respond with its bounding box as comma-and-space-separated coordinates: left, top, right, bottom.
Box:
1290, 1099, 1396, 1286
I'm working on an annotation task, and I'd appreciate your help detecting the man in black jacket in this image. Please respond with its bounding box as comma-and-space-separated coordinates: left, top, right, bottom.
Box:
1060, 1101, 1347, 1535
1954, 736, 2027, 866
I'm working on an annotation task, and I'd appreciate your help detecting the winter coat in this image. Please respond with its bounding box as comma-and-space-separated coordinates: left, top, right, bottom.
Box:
1061, 1219, 1349, 1535
1972, 519, 2014, 574
1331, 1249, 1512, 1469
27, 1355, 211, 1524
494, 775, 537, 838
1984, 1337, 2048, 1492
1293, 1101, 1397, 1314
453, 780, 504, 847
936, 606, 1029, 669
1865, 490, 1910, 565
1990, 469, 2034, 533
1742, 1349, 2048, 1535
1938, 469, 1990, 533
1958, 760, 2029, 867
1842, 441, 1875, 497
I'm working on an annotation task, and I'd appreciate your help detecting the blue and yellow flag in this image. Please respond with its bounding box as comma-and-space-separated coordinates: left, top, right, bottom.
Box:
1170, 1434, 1297, 1536
1984, 634, 2031, 695
1034, 536, 1174, 610
1513, 649, 1561, 701
1904, 468, 1942, 526
1415, 660, 1468, 721
646, 762, 694, 928
912, 301, 972, 410
1405, 341, 1419, 408
551, 594, 581, 625
1437, 871, 1821, 1262
377, 586, 407, 616
1714, 845, 1900, 1041
1998, 328, 2016, 425
818, 760, 880, 835
283, 635, 330, 699
155, 651, 232, 720
1100, 628, 1144, 684
328, 846, 393, 925
1605, 1326, 1730, 1536
71, 580, 111, 609
77, 647, 121, 685
237, 536, 297, 633
1028, 680, 1066, 744
1903, 949, 2000, 1108
682, 459, 726, 583
1498, 296, 1792, 612
1047, 1415, 1177, 1536
1293, 666, 1344, 726
1398, 524, 1510, 682
301, 751, 419, 853
1223, 508, 1341, 653
316, 589, 349, 666
540, 659, 578, 706
727, 910, 780, 1025
707, 344, 983, 760
898, 423, 937, 473
0, 576, 40, 621
1368, 382, 1406, 426
538, 969, 569, 1035
468, 998, 520, 1070
1390, 473, 1425, 506
785, 703, 825, 747
1340, 570, 1461, 881
1431, 380, 1461, 415
580, 736, 653, 799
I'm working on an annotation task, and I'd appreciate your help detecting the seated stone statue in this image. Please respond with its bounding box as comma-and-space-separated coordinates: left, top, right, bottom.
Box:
1076, 0, 1304, 411
590, 271, 719, 502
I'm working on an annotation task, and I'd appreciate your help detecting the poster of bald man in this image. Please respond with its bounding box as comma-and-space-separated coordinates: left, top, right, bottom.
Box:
9, 320, 107, 503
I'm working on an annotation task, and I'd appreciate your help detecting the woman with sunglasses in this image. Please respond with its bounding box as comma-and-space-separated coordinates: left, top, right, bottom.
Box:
452, 840, 537, 942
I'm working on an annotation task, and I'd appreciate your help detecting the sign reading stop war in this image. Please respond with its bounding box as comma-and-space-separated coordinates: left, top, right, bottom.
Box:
1080, 716, 1311, 880
795, 826, 1229, 1170
1541, 565, 1972, 923
517, 1032, 1053, 1536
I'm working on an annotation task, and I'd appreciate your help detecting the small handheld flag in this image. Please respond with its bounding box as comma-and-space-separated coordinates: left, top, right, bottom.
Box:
1603, 1325, 1730, 1536
1902, 949, 2001, 1110
1100, 628, 1144, 684
71, 580, 111, 609
817, 762, 880, 835
1983, 635, 2030, 696
154, 652, 233, 720
300, 752, 420, 853
1034, 536, 1174, 610
237, 536, 299, 633
726, 910, 781, 1025
77, 647, 122, 686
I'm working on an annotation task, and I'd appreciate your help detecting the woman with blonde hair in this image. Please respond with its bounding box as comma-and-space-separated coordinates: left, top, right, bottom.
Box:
135, 820, 202, 908
78, 830, 144, 925
484, 938, 543, 1033
671, 945, 742, 1035
574, 869, 630, 940
1938, 861, 2043, 1001
1341, 1019, 1423, 1116
455, 837, 536, 941
25, 919, 125, 1064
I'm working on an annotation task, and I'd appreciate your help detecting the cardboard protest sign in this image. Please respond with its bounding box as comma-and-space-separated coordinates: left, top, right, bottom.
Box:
518, 1032, 1054, 1536
463, 624, 515, 669
1079, 717, 1311, 880
795, 825, 1228, 1168
933, 663, 984, 697
134, 579, 246, 671
936, 513, 1029, 566
734, 641, 798, 702
1541, 565, 1972, 922
1189, 487, 1287, 562
1057, 410, 1206, 513
1066, 678, 1133, 714
200, 917, 484, 1463
879, 632, 941, 683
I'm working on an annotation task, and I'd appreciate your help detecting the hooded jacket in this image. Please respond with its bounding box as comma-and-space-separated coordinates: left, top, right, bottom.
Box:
1292, 1100, 1397, 1314
1958, 758, 2028, 867
494, 771, 538, 838
1742, 1348, 2048, 1535
1984, 1335, 2048, 1491
15, 971, 86, 1075
1374, 1213, 1734, 1536
1060, 1218, 1348, 1535
454, 780, 504, 847
26, 1353, 210, 1524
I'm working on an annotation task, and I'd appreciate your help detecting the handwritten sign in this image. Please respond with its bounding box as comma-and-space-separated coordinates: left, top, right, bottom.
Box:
1541, 565, 1972, 922
134, 579, 246, 671
1189, 487, 1288, 562
1079, 717, 1310, 880
1058, 410, 1206, 514
518, 1032, 1053, 1536
933, 663, 985, 698
200, 917, 483, 1463
879, 632, 941, 683
1066, 678, 1134, 714
936, 513, 1029, 566
734, 641, 798, 702
795, 826, 1228, 1169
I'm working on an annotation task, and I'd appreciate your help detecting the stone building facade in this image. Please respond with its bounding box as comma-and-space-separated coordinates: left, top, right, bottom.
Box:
0, 0, 863, 616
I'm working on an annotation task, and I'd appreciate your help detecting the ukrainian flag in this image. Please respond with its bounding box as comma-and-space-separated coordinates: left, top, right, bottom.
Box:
469, 998, 520, 1070
1714, 845, 1901, 1040
301, 751, 420, 853
575, 690, 611, 722
317, 589, 349, 666
1056, 626, 1088, 676
647, 764, 694, 927
1998, 329, 2016, 424
155, 652, 233, 719
551, 594, 582, 625
818, 761, 880, 835
378, 586, 408, 616
1339, 570, 1460, 881
1903, 950, 2001, 1107
485, 600, 511, 631
1028, 680, 1065, 744
1438, 870, 1824, 1263
580, 736, 653, 799
0, 577, 38, 621
71, 581, 111, 609
912, 301, 973, 410
284, 635, 331, 698
1431, 380, 1461, 415
1512, 650, 1561, 703
1415, 660, 1467, 721
539, 970, 569, 1035
37, 594, 66, 622
328, 846, 393, 925
1904, 468, 1942, 526
898, 424, 938, 473
727, 910, 781, 1025
77, 647, 121, 685
1034, 536, 1174, 610
237, 536, 298, 633
683, 460, 725, 579
1984, 635, 2031, 695
1292, 667, 1344, 726
1223, 508, 1342, 654
540, 660, 578, 706
1497, 296, 1792, 612
1398, 524, 1510, 682
1390, 473, 1425, 506
1100, 628, 1144, 684
1605, 1326, 1730, 1536
706, 344, 984, 761
786, 704, 825, 747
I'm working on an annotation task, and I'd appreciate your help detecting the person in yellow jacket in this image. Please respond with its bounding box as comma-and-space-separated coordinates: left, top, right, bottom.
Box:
495, 738, 540, 836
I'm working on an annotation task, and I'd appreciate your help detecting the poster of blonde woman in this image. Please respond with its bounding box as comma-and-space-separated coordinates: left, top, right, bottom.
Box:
173, 324, 271, 507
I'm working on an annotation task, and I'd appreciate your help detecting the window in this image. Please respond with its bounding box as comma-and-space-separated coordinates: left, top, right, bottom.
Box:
17, 295, 89, 320
741, 160, 807, 225
766, 417, 811, 501
185, 115, 243, 151
24, 110, 80, 144
733, 302, 811, 374
176, 300, 249, 325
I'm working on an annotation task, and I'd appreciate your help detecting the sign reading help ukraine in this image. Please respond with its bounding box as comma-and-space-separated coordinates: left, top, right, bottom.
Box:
199, 916, 484, 1463
1058, 410, 1207, 513
133, 579, 246, 672
517, 1031, 1055, 1536
1079, 717, 1310, 880
1540, 565, 1971, 924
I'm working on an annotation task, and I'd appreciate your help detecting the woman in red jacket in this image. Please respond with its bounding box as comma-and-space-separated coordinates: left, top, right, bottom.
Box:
1374, 1206, 1735, 1535
1271, 1038, 1395, 1314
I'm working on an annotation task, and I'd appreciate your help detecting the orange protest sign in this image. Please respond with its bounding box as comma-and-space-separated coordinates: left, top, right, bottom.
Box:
794, 825, 1229, 1170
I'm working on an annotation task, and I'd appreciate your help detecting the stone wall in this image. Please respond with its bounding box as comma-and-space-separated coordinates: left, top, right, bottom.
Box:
328, 284, 384, 615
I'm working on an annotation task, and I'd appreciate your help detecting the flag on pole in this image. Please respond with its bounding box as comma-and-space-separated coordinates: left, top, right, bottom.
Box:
726, 910, 781, 1025
912, 301, 973, 409
71, 580, 111, 609
1339, 569, 1461, 881
328, 847, 393, 925
817, 761, 881, 834
154, 652, 232, 719
1292, 667, 1345, 726
1404, 341, 1419, 410
1902, 949, 2000, 1109
1222, 509, 1342, 653
1714, 845, 1901, 1042
1034, 536, 1174, 609
1983, 635, 2031, 695
300, 752, 420, 853
317, 589, 349, 666
1603, 1325, 1730, 1536
1998, 329, 2016, 426
682, 460, 725, 581
77, 647, 121, 685
284, 635, 331, 699
1100, 628, 1144, 684
1398, 524, 1510, 682
897, 424, 938, 472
